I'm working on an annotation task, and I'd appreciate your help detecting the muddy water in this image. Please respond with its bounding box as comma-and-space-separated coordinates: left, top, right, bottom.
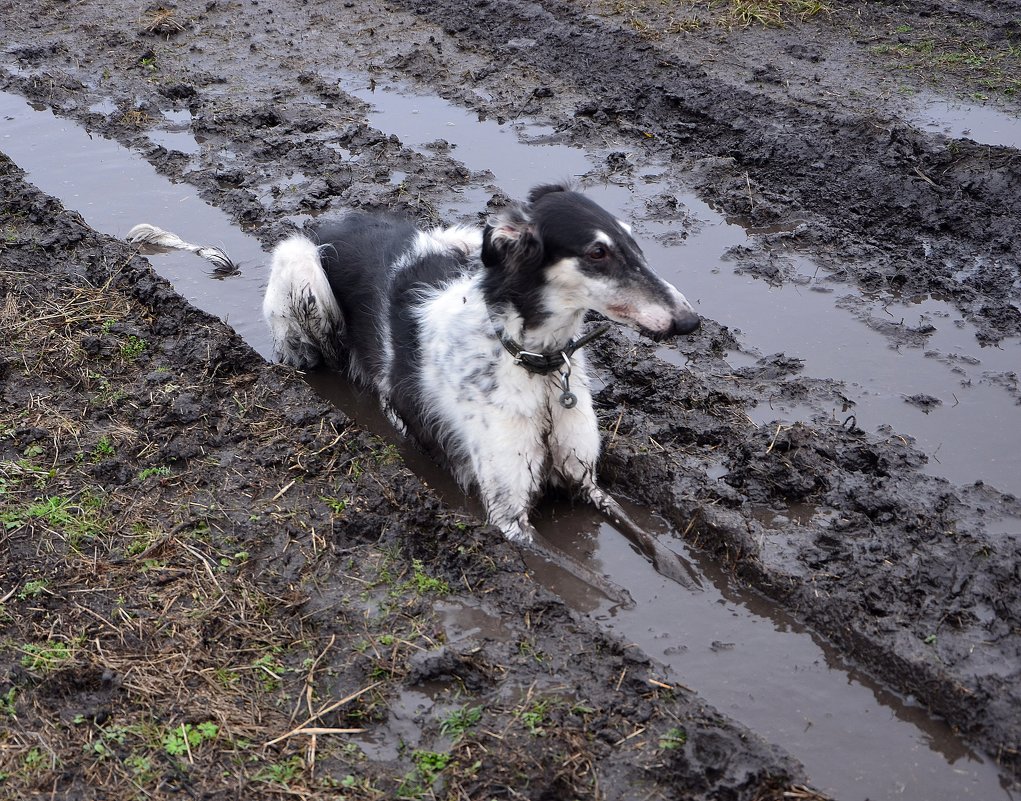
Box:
0, 93, 273, 356
0, 88, 1015, 800
533, 503, 1010, 801
909, 92, 1021, 150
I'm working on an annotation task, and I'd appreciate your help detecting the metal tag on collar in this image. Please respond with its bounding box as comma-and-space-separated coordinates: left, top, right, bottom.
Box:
558, 352, 577, 409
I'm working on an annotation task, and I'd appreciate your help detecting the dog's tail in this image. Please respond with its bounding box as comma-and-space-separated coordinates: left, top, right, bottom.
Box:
126, 223, 237, 273
263, 235, 344, 370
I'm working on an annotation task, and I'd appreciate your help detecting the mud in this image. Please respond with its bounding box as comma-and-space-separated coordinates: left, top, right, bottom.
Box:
2, 0, 1020, 799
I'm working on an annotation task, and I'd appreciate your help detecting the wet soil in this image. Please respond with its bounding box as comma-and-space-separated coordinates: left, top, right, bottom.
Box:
2, 0, 1021, 799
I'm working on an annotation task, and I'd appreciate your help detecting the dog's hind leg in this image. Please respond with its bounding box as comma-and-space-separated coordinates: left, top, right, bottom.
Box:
263, 236, 344, 369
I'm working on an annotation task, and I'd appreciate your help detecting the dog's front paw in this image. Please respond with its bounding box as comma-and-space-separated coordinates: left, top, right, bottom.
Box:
502, 518, 537, 545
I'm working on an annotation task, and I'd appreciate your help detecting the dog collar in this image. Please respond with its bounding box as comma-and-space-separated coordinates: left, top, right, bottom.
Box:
491, 318, 611, 408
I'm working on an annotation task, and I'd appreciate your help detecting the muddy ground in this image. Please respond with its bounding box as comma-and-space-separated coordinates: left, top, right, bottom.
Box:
1, 0, 1020, 799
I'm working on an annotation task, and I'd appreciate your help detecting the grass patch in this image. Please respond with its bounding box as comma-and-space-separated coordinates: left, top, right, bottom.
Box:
119, 334, 148, 360
0, 493, 109, 548
871, 29, 1021, 97
20, 640, 75, 673
658, 726, 688, 749
601, 0, 829, 34
440, 704, 483, 740
162, 721, 219, 757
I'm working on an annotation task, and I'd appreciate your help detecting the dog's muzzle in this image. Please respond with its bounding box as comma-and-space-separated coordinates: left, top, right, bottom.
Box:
671, 309, 701, 336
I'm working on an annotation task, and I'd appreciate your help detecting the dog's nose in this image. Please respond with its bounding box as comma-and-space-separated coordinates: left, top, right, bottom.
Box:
672, 310, 701, 336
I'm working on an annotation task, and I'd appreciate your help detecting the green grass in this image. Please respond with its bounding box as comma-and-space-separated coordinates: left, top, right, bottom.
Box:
1, 493, 109, 547
321, 495, 350, 514
92, 436, 116, 461
119, 335, 148, 360
20, 641, 75, 673
658, 726, 688, 749
137, 465, 171, 480
253, 755, 305, 786
16, 579, 48, 600
409, 559, 449, 596
516, 699, 552, 736
1, 687, 15, 718
440, 704, 483, 740
162, 721, 219, 757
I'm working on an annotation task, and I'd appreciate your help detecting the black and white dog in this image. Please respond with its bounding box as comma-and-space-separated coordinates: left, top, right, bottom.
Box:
129, 184, 700, 546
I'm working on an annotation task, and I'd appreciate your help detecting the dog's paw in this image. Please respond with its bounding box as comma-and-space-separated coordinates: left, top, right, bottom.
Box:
501, 518, 537, 545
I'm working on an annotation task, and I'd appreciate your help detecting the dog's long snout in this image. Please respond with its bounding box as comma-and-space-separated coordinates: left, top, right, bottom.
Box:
671, 308, 701, 336
664, 284, 700, 337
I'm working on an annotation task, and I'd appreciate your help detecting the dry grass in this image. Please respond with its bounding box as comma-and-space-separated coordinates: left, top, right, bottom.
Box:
139, 7, 187, 36
600, 0, 830, 34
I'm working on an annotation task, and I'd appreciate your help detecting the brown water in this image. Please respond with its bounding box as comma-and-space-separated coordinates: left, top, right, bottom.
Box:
1, 87, 1016, 801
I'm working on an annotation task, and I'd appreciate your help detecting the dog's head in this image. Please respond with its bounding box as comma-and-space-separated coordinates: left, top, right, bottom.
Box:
481, 183, 700, 339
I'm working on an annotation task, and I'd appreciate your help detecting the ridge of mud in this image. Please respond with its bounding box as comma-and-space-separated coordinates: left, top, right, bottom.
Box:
0, 155, 808, 799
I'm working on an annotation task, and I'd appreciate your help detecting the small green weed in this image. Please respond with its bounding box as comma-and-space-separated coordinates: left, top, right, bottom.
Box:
658, 726, 687, 749
254, 755, 304, 785
251, 653, 285, 691
123, 754, 156, 782
20, 641, 74, 672
413, 749, 451, 778
92, 436, 116, 461
516, 699, 551, 736
17, 579, 48, 600
137, 465, 171, 480
373, 442, 402, 465
3, 494, 107, 546
162, 721, 219, 757
22, 747, 46, 772
409, 559, 449, 596
217, 551, 250, 571
398, 749, 452, 794
321, 495, 350, 514
1, 687, 16, 718
120, 335, 147, 360
440, 704, 482, 740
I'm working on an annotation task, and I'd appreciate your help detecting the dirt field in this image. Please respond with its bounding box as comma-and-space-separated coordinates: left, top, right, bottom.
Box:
2, 0, 1020, 799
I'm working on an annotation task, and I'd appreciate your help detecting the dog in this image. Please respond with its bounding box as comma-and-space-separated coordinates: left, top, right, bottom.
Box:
128, 184, 700, 547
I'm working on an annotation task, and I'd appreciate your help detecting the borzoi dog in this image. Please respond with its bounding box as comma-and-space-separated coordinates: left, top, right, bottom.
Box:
128, 184, 700, 548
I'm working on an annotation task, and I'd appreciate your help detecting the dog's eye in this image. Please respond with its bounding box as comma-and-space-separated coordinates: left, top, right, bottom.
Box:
588, 245, 608, 260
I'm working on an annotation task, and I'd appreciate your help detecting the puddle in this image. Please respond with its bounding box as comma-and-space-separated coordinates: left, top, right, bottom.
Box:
336, 76, 592, 216
533, 501, 1012, 801
909, 92, 1021, 149
634, 199, 1021, 497
435, 597, 514, 644
0, 85, 1017, 800
348, 684, 450, 762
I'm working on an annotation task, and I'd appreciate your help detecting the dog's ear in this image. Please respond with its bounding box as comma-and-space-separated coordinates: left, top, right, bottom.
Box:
482, 206, 542, 270
527, 183, 571, 204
